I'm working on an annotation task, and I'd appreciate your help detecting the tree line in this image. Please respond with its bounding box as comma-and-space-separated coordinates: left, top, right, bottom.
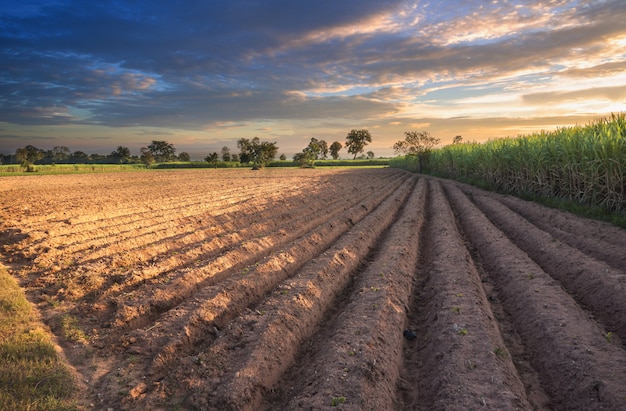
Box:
2, 128, 454, 171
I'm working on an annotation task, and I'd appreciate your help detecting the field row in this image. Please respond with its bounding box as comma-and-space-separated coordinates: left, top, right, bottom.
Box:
1, 168, 625, 410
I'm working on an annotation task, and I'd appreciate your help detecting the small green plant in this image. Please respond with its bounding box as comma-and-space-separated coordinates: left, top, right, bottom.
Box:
452, 307, 461, 314
527, 273, 535, 279
349, 350, 356, 356
60, 314, 88, 342
605, 331, 613, 343
493, 347, 507, 358
370, 286, 379, 292
453, 324, 467, 336
331, 396, 346, 406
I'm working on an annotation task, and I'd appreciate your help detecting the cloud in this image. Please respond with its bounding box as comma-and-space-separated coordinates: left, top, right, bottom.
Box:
0, 0, 625, 156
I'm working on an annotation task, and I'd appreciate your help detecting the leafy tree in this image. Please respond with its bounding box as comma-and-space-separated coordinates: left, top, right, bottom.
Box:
178, 152, 191, 162
345, 129, 372, 159
205, 152, 219, 168
230, 153, 239, 163
47, 146, 71, 163
294, 138, 326, 167
330, 141, 342, 159
279, 153, 287, 161
237, 137, 278, 169
221, 146, 231, 162
293, 152, 310, 168
140, 147, 155, 167
453, 135, 463, 144
71, 151, 89, 163
366, 151, 375, 159
147, 140, 176, 162
318, 139, 329, 159
393, 131, 441, 172
15, 145, 44, 167
110, 146, 131, 163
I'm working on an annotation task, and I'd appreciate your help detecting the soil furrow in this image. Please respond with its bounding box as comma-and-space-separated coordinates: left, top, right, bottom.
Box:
399, 178, 530, 410
442, 178, 626, 410
100, 170, 410, 334
180, 175, 416, 411
264, 176, 426, 410
140, 176, 416, 377
2, 169, 626, 411
495, 193, 626, 270
466, 189, 626, 346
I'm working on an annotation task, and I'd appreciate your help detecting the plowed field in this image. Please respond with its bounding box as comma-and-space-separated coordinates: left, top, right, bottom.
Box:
1, 168, 625, 410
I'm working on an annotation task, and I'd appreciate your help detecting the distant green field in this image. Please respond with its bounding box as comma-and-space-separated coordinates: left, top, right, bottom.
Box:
0, 163, 147, 176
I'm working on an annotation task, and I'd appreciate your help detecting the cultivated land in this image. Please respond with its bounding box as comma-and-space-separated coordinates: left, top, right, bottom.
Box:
1, 168, 625, 410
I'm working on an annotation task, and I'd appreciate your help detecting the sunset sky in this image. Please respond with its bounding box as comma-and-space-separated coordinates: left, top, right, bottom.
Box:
1, 0, 625, 159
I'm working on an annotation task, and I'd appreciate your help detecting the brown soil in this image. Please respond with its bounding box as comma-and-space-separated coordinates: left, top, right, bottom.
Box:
1, 168, 625, 410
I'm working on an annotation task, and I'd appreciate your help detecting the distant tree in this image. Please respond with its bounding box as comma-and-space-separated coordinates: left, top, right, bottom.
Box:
110, 146, 131, 163
140, 147, 155, 167
221, 146, 231, 162
205, 152, 219, 168
345, 129, 372, 159
178, 152, 191, 162
318, 139, 329, 159
366, 151, 375, 159
237, 137, 278, 169
71, 151, 89, 163
393, 131, 441, 172
15, 145, 44, 167
279, 153, 287, 161
329, 141, 342, 159
453, 135, 463, 144
147, 140, 176, 162
293, 152, 309, 168
47, 146, 71, 163
294, 138, 326, 168
88, 153, 108, 163
230, 153, 239, 163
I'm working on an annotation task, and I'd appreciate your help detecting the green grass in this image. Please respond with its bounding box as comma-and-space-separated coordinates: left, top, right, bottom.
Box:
0, 163, 147, 176
0, 266, 78, 410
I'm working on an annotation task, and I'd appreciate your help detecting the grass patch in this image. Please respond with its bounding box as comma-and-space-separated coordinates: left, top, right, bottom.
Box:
0, 266, 78, 410
0, 163, 147, 176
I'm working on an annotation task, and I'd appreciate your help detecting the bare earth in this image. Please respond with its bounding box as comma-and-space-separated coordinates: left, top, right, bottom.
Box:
1, 168, 625, 410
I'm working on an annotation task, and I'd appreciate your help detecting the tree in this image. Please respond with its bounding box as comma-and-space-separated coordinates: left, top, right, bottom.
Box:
178, 152, 191, 162
205, 152, 219, 168
221, 146, 231, 162
393, 131, 441, 172
330, 141, 342, 159
71, 151, 89, 163
453, 135, 463, 144
279, 153, 287, 161
47, 146, 71, 163
15, 145, 44, 167
147, 140, 176, 162
110, 146, 131, 163
366, 151, 375, 159
237, 137, 278, 169
345, 129, 372, 159
293, 152, 309, 168
140, 147, 155, 167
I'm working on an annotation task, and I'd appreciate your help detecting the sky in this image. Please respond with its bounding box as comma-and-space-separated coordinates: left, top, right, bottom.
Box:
1, 0, 625, 159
